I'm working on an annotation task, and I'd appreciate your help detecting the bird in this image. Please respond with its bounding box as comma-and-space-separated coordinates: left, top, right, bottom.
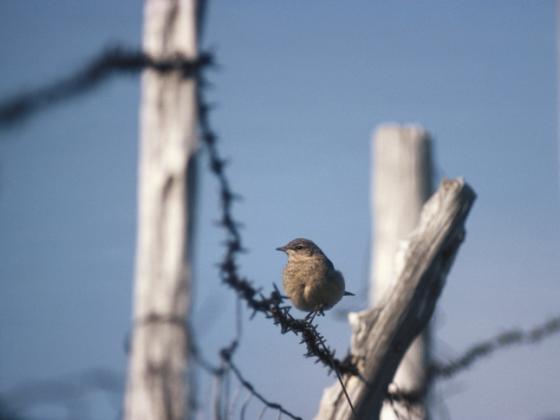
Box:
276, 238, 354, 320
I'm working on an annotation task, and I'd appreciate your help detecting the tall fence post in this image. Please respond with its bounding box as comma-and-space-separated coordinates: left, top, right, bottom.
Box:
371, 124, 433, 419
124, 1, 199, 419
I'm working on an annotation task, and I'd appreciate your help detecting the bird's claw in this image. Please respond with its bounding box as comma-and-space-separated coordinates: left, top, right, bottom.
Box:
305, 307, 326, 324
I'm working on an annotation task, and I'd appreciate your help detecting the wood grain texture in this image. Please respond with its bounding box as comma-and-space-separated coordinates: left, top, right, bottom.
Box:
124, 1, 198, 419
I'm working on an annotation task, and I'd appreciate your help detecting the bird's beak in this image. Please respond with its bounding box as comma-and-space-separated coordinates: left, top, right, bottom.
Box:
276, 245, 287, 252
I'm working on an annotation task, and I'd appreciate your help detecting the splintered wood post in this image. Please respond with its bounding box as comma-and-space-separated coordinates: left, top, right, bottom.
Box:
371, 125, 433, 419
316, 178, 476, 420
124, 1, 199, 420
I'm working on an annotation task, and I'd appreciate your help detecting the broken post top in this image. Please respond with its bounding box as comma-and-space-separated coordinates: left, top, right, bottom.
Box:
317, 177, 476, 420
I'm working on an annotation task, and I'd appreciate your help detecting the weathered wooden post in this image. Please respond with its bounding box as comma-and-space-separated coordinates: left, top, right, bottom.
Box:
124, 1, 199, 419
371, 125, 433, 419
316, 178, 475, 420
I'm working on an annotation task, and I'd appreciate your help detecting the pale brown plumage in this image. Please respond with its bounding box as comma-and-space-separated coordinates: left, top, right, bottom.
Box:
276, 238, 353, 312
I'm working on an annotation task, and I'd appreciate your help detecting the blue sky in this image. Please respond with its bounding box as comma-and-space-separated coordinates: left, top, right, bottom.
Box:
0, 1, 559, 419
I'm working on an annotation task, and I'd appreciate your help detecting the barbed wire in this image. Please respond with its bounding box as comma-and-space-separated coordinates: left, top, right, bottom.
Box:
196, 75, 358, 379
430, 314, 560, 379
384, 314, 560, 411
386, 387, 424, 419
196, 64, 361, 417
190, 338, 302, 419
222, 346, 303, 420
0, 46, 212, 129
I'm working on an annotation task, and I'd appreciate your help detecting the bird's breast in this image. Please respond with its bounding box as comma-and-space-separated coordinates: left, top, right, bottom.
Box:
282, 257, 344, 311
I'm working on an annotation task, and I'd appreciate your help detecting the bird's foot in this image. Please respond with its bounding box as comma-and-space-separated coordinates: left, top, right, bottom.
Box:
305, 308, 326, 324
304, 311, 317, 323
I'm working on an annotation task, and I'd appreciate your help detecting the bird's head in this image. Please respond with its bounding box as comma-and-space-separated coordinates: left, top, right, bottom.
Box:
276, 238, 323, 260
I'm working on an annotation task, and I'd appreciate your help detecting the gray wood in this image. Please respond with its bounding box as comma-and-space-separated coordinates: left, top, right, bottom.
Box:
124, 1, 199, 419
370, 125, 433, 419
316, 178, 476, 420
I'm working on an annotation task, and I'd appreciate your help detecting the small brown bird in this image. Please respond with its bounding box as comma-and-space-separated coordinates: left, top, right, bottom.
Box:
276, 238, 354, 317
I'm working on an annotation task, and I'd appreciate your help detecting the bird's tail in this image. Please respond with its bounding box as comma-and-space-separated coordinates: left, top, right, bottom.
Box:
344, 291, 355, 296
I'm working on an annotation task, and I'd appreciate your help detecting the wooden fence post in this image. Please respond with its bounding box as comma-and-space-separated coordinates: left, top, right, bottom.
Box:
316, 178, 476, 420
371, 125, 433, 419
124, 1, 199, 419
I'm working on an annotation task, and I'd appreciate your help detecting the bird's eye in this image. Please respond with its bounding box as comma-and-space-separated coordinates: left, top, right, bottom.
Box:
294, 245, 304, 250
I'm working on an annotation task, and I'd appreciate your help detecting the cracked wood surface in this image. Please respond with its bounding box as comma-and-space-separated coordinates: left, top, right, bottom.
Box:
124, 1, 199, 419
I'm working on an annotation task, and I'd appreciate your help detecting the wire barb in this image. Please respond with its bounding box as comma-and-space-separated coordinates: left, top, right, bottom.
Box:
430, 315, 560, 379
196, 81, 358, 377
226, 358, 303, 420
0, 46, 213, 129
386, 315, 560, 407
